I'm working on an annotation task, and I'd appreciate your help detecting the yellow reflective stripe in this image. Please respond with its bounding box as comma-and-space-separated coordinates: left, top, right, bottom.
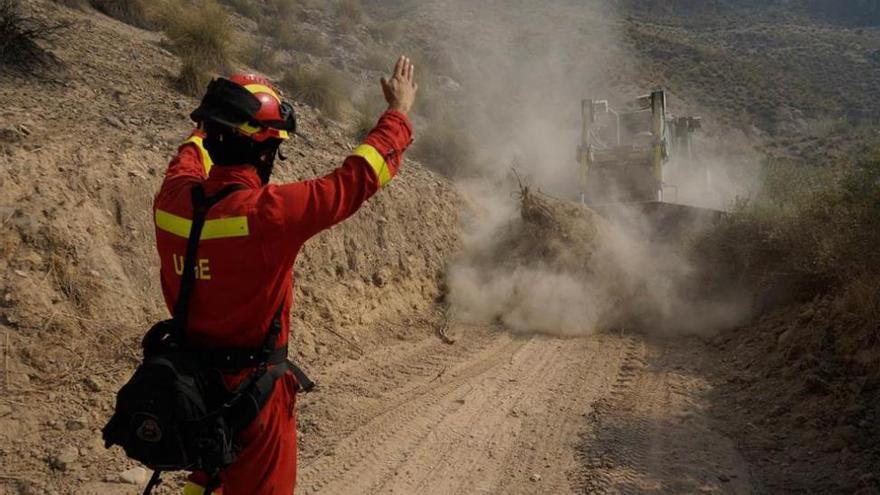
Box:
155, 210, 249, 240
352, 144, 392, 187
244, 83, 280, 103
183, 135, 213, 175
236, 122, 289, 140
183, 481, 205, 495
236, 122, 261, 136
183, 481, 219, 495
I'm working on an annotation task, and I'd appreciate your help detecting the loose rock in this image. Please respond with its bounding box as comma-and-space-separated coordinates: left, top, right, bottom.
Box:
119, 466, 149, 485
51, 446, 79, 471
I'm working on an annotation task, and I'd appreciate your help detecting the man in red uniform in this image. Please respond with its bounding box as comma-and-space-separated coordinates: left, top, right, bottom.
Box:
153, 56, 417, 494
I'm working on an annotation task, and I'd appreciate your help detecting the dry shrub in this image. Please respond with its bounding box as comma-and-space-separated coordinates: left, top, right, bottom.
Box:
155, 0, 233, 95
693, 148, 880, 316
239, 38, 280, 73
177, 58, 210, 97
281, 64, 352, 120
350, 97, 383, 141
222, 0, 260, 19
335, 0, 364, 28
265, 0, 297, 19
273, 27, 330, 56
411, 120, 479, 177
1, 0, 67, 72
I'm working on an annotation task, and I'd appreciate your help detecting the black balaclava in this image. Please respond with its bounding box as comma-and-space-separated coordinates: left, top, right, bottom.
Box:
202, 121, 283, 185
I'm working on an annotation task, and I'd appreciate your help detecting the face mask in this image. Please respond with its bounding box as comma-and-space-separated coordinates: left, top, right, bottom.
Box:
204, 125, 282, 185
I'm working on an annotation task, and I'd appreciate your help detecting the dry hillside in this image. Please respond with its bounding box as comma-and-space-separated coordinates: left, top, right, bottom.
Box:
2, 1, 880, 494
0, 1, 459, 493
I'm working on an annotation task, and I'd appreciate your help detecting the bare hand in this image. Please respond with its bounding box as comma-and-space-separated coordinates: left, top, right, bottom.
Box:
381, 56, 418, 115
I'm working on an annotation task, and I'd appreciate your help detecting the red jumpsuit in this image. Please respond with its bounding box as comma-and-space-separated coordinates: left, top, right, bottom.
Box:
153, 110, 412, 494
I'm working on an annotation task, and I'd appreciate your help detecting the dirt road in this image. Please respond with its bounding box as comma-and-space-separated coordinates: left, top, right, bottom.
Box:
296, 326, 756, 495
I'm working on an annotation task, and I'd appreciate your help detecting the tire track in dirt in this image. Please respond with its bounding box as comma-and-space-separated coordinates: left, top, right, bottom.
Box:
574, 337, 757, 494
374, 336, 561, 495
299, 330, 760, 495
297, 326, 502, 463
297, 327, 530, 493
492, 336, 624, 495
299, 329, 629, 495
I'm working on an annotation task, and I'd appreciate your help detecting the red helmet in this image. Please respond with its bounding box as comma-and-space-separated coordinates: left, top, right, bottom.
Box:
191, 74, 296, 142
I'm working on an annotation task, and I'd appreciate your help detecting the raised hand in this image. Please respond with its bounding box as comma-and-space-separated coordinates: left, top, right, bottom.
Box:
381, 55, 418, 116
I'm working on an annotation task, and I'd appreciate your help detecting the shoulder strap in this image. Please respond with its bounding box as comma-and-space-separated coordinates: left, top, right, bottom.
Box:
142, 470, 162, 495
172, 183, 243, 339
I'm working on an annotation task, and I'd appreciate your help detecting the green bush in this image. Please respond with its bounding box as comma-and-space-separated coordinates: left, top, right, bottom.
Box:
281, 64, 353, 120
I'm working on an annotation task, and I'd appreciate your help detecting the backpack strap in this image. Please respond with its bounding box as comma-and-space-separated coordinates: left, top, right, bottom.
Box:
257, 304, 285, 368
142, 470, 162, 495
171, 183, 243, 342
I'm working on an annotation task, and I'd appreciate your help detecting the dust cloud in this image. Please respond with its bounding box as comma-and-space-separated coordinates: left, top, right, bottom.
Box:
418, 0, 757, 336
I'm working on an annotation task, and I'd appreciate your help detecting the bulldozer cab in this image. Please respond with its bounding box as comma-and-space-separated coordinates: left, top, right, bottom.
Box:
577, 90, 701, 205
577, 91, 717, 241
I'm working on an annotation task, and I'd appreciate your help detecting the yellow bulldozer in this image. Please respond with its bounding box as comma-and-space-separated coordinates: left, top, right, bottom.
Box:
577, 90, 720, 240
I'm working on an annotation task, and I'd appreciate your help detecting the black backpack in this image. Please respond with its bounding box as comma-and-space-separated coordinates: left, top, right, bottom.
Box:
102, 184, 314, 494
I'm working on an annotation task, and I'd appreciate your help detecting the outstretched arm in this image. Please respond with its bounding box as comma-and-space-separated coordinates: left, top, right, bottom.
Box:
268, 56, 419, 242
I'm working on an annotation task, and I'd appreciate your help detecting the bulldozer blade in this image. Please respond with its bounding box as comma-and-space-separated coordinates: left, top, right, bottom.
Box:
587, 201, 724, 242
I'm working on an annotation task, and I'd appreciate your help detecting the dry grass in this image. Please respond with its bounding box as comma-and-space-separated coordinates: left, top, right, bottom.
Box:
222, 0, 260, 19
281, 64, 352, 120
239, 38, 280, 73
335, 0, 364, 28
273, 26, 331, 56
350, 97, 383, 141
411, 120, 479, 178
265, 0, 298, 19
154, 0, 233, 95
176, 58, 210, 96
